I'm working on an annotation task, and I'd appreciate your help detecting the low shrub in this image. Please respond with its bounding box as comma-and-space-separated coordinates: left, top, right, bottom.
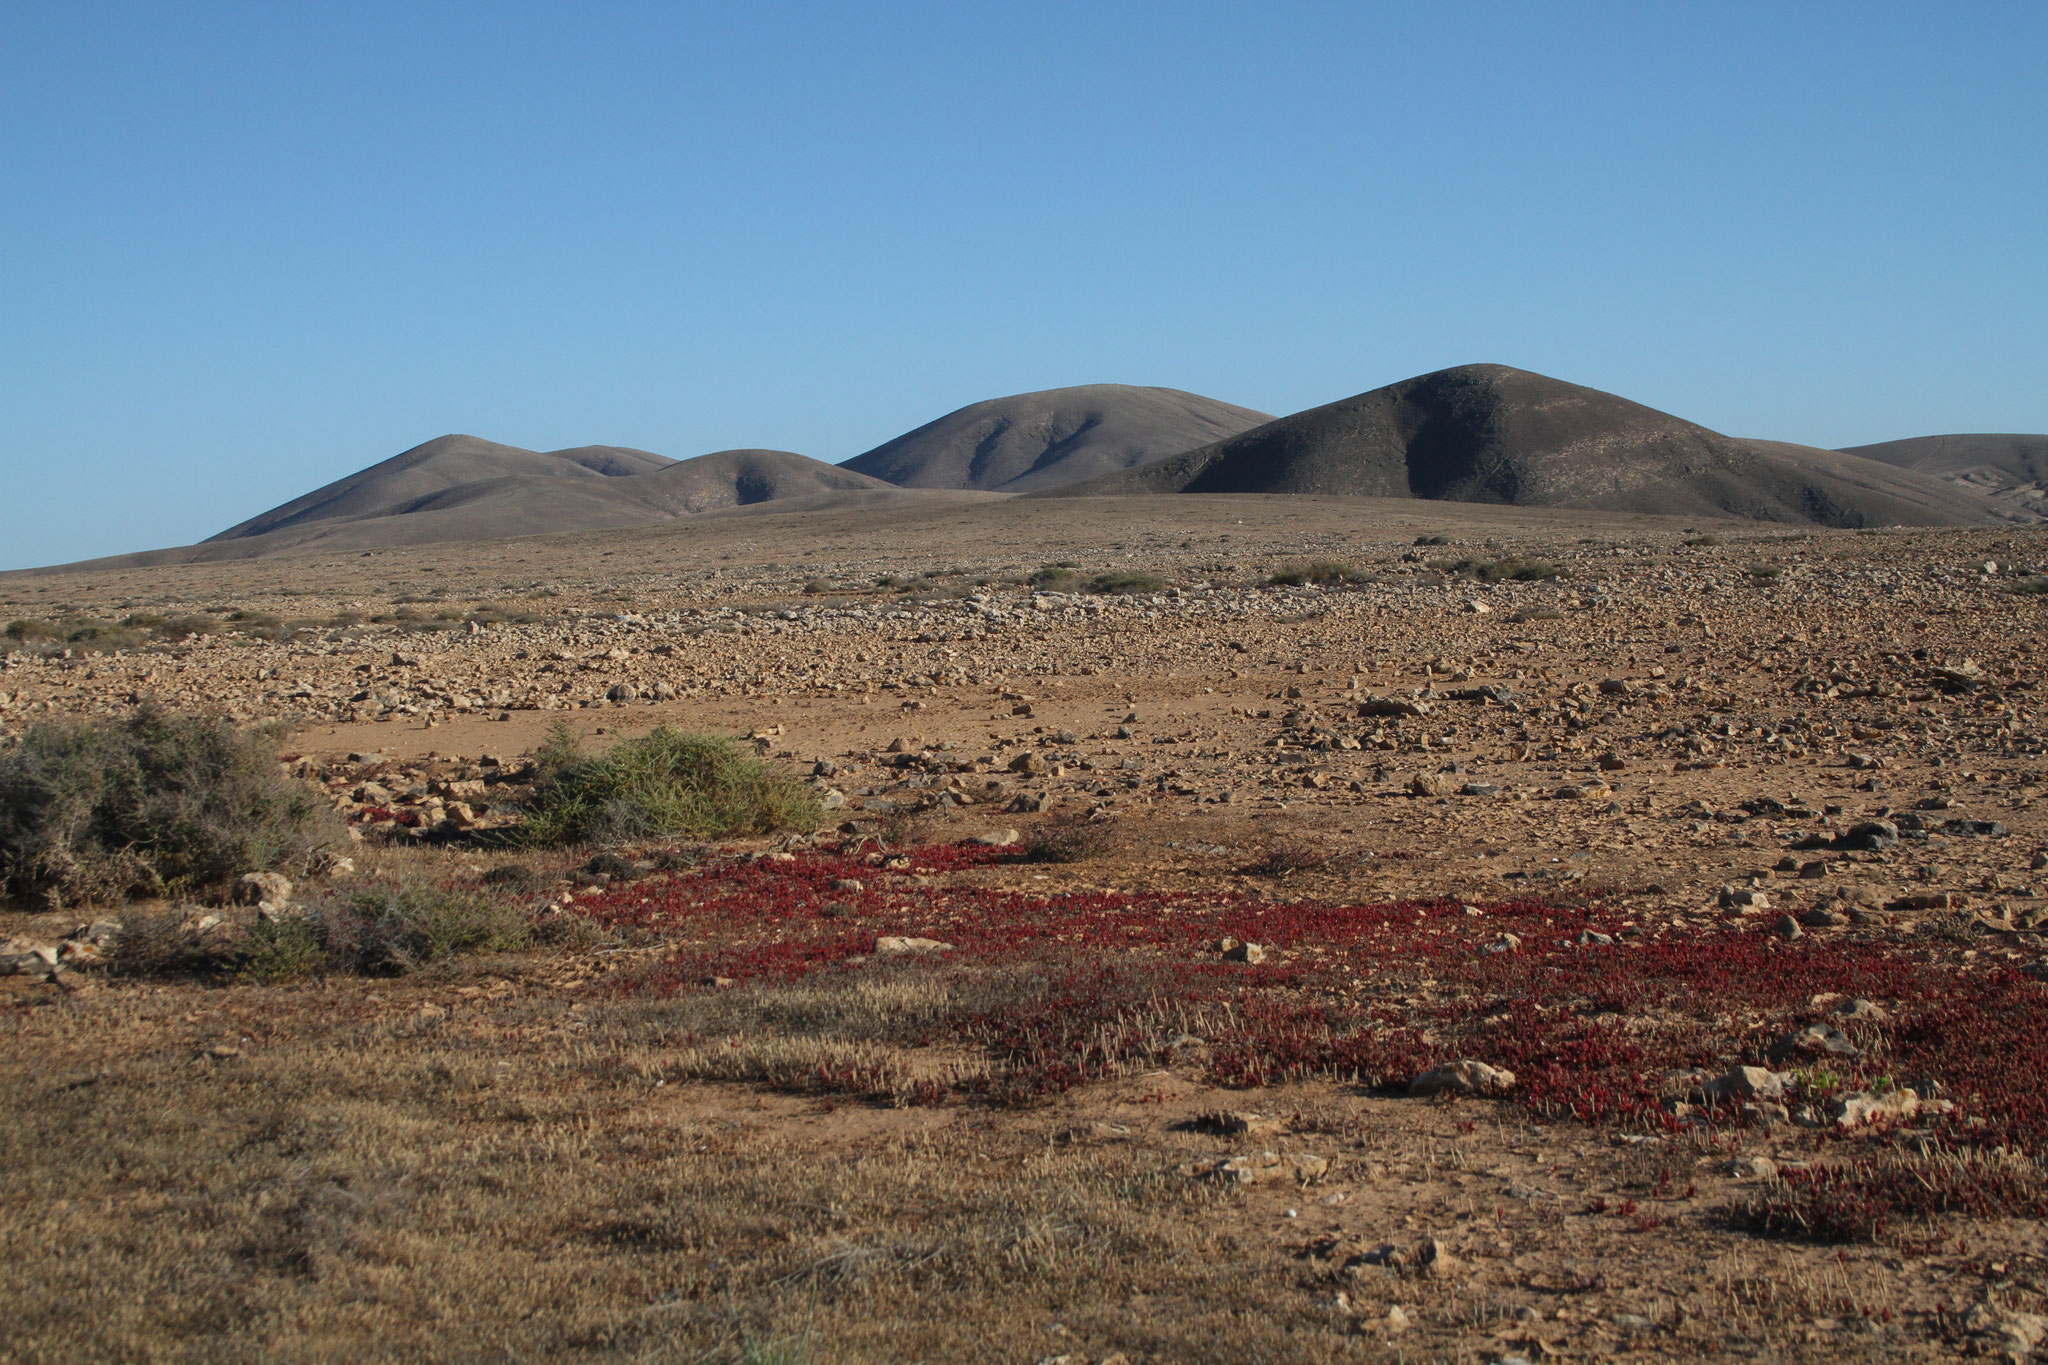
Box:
1085, 572, 1167, 595
1725, 1151, 2048, 1245
1431, 557, 1562, 583
1246, 840, 1333, 876
318, 885, 534, 975
1026, 565, 1082, 591
104, 907, 240, 977
518, 723, 822, 847
0, 703, 343, 908
237, 914, 327, 982
1021, 815, 1116, 864
1266, 559, 1366, 587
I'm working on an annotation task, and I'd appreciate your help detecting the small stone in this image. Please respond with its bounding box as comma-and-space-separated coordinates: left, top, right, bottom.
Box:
1411, 1237, 1458, 1278
605, 682, 637, 703
1830, 1088, 1928, 1128
1719, 885, 1769, 909
1773, 913, 1802, 939
874, 936, 953, 954
1207, 1150, 1329, 1185
969, 829, 1021, 847
1704, 1065, 1787, 1103
234, 871, 292, 907
1726, 1154, 1778, 1179
1835, 820, 1899, 852
1767, 1023, 1861, 1066
1409, 1059, 1516, 1097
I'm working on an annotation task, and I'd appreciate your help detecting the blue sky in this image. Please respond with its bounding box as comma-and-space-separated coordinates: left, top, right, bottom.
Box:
2, 1, 2043, 568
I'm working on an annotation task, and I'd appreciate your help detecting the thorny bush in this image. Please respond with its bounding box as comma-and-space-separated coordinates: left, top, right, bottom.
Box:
0, 702, 341, 908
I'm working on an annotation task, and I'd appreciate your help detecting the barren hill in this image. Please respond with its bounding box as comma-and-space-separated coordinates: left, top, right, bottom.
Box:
202, 441, 913, 555
84, 442, 966, 566
1042, 364, 2000, 527
842, 384, 1273, 493
207, 435, 677, 542
1840, 433, 2048, 520
622, 449, 899, 516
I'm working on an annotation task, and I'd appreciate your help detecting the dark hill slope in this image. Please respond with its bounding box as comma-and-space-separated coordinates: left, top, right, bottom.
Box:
843, 384, 1272, 493
1044, 365, 1996, 527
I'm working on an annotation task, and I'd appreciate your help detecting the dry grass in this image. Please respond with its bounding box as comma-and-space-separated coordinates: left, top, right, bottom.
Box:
6, 910, 2041, 1361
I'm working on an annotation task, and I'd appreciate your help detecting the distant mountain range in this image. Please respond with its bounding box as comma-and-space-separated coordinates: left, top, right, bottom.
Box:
1839, 433, 2048, 520
34, 367, 2043, 568
1042, 365, 2000, 528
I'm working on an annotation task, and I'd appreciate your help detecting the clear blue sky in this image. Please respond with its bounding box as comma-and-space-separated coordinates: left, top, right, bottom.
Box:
3, 1, 2043, 568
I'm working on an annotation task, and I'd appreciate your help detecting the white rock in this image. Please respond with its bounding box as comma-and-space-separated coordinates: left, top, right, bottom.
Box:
235, 871, 293, 906
1409, 1059, 1516, 1097
874, 936, 953, 954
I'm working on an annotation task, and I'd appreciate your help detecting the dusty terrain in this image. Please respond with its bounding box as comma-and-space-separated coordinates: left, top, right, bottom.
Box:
4, 494, 2047, 1362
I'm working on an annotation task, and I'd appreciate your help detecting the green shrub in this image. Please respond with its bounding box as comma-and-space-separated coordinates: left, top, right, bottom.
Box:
319, 885, 534, 974
517, 724, 822, 847
4, 619, 60, 643
0, 703, 343, 908
1026, 565, 1082, 591
1266, 559, 1365, 587
61, 620, 149, 653
237, 914, 326, 982
1084, 572, 1167, 595
1432, 557, 1562, 583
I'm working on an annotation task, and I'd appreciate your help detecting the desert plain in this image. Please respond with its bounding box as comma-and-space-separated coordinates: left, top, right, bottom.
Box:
3, 492, 2047, 1363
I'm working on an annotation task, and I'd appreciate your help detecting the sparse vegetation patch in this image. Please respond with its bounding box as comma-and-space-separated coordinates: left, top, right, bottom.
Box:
517, 723, 822, 847
0, 703, 341, 908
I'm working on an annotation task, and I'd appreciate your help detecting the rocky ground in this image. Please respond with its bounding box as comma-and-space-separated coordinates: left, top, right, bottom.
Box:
3, 494, 2046, 1361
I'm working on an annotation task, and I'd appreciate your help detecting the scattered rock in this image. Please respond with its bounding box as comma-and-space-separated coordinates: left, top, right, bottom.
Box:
234, 871, 292, 907
1767, 1023, 1861, 1066
1196, 1150, 1330, 1185
874, 936, 953, 954
1704, 1065, 1788, 1103
1409, 1059, 1515, 1097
